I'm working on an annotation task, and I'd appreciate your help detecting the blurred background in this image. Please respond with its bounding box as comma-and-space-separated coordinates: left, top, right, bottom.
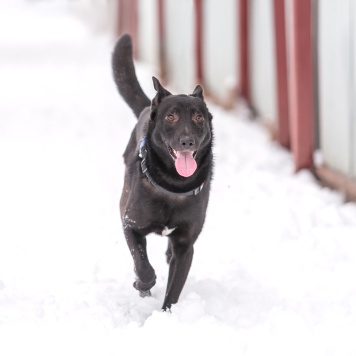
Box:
1, 0, 355, 201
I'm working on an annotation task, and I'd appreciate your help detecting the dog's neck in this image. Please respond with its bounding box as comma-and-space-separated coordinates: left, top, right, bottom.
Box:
139, 136, 205, 196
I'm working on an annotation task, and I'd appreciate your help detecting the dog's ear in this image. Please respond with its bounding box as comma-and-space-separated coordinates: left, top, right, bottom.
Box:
151, 77, 172, 112
190, 85, 204, 100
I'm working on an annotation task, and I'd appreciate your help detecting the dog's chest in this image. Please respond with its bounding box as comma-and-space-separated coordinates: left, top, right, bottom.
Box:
161, 226, 176, 236
123, 209, 178, 236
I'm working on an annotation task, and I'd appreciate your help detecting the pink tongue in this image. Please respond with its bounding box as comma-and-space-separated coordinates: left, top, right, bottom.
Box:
175, 151, 197, 177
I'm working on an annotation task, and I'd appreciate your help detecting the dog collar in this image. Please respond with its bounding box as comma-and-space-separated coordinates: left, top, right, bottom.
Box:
139, 137, 204, 196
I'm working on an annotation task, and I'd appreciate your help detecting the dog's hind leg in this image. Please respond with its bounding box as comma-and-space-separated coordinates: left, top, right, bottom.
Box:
165, 240, 172, 264
123, 227, 156, 295
162, 238, 194, 311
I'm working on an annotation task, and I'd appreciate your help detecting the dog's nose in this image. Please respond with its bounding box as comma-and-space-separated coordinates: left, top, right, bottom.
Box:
180, 135, 195, 148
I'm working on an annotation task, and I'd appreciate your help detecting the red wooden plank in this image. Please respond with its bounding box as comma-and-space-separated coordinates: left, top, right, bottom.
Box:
115, 0, 138, 57
115, 0, 125, 37
238, 0, 250, 102
273, 0, 290, 149
194, 0, 204, 84
131, 0, 138, 58
289, 0, 314, 170
157, 0, 166, 81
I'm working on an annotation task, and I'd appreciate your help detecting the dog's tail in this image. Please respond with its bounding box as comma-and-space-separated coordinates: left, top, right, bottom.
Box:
112, 34, 151, 118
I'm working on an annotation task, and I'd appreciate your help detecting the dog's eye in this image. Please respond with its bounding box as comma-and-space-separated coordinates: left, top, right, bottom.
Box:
194, 115, 204, 123
165, 114, 177, 122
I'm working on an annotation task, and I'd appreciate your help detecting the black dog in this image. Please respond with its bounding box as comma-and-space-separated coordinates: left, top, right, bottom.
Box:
112, 34, 213, 310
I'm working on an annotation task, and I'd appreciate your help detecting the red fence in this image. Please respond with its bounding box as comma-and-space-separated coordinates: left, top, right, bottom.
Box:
115, 0, 356, 201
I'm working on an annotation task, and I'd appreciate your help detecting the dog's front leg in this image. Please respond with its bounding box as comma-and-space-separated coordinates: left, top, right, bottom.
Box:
162, 238, 194, 311
123, 227, 156, 296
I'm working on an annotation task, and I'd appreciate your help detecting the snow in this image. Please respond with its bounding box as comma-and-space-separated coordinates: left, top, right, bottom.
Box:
1, 2, 356, 355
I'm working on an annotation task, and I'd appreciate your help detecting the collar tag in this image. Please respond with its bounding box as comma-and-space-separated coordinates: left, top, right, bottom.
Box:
193, 182, 204, 195
139, 136, 146, 158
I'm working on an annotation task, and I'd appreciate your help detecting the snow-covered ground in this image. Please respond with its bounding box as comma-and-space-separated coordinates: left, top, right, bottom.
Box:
1, 2, 356, 355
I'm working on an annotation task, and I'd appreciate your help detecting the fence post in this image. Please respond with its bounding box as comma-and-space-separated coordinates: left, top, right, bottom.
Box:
273, 0, 290, 149
115, 0, 138, 58
289, 0, 314, 170
238, 0, 250, 102
194, 0, 204, 85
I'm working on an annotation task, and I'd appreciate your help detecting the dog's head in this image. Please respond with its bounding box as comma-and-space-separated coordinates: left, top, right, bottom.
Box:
148, 77, 212, 178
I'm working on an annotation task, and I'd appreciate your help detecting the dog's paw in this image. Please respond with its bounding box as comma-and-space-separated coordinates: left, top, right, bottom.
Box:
133, 281, 152, 297
139, 290, 152, 298
133, 275, 156, 294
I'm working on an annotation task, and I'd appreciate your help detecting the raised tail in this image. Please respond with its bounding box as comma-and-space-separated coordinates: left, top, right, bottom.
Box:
112, 34, 151, 118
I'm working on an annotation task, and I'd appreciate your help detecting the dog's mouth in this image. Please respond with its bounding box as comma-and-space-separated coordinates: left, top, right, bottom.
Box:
167, 145, 197, 178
